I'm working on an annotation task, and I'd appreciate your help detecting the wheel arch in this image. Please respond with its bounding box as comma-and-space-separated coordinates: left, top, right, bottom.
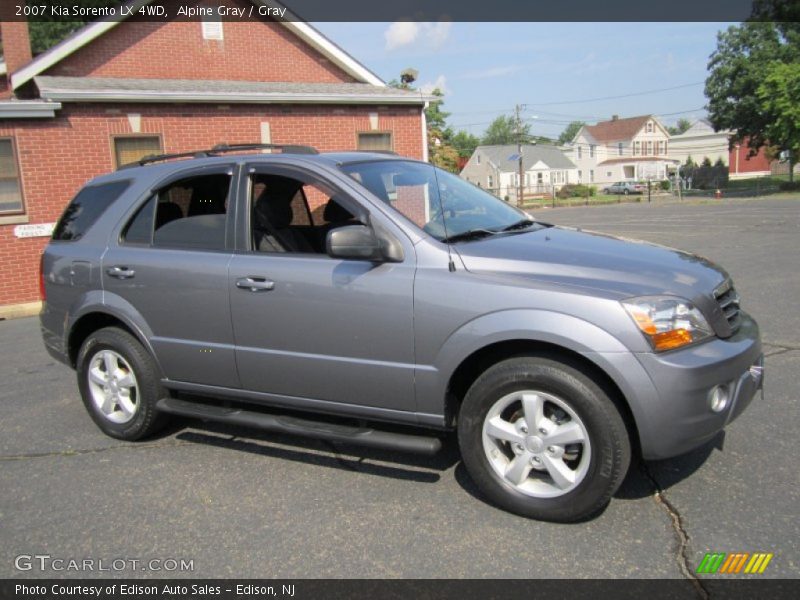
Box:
445, 339, 642, 458
67, 299, 162, 377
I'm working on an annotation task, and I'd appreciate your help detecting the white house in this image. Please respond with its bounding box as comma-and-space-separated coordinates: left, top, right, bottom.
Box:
460, 144, 577, 202
669, 119, 730, 166
566, 115, 678, 185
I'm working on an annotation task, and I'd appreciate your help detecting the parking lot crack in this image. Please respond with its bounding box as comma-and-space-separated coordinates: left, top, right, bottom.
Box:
641, 463, 710, 600
0, 440, 189, 461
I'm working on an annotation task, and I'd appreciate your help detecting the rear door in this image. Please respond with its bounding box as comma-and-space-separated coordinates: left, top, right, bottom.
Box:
227, 163, 417, 411
102, 164, 240, 388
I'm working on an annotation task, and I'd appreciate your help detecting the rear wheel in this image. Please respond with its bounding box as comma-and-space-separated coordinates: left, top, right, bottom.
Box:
623, 189, 630, 196
77, 327, 168, 440
458, 356, 630, 522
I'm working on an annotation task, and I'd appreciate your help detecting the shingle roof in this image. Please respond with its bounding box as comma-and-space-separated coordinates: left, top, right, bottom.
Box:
474, 144, 576, 172
34, 76, 431, 104
583, 115, 651, 143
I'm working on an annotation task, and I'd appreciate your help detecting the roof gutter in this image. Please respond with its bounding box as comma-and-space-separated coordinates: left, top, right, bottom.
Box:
38, 89, 431, 105
0, 101, 62, 118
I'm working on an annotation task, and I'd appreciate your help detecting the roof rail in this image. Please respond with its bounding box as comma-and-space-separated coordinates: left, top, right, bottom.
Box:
117, 143, 319, 170
210, 143, 318, 155
117, 150, 210, 170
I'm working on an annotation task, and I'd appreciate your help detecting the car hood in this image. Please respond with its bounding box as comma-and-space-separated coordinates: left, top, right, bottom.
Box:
454, 225, 728, 300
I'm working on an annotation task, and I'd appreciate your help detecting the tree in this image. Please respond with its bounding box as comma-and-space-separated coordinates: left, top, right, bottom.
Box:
450, 130, 480, 159
667, 118, 692, 136
482, 115, 530, 145
558, 121, 585, 145
705, 20, 799, 180
757, 61, 800, 181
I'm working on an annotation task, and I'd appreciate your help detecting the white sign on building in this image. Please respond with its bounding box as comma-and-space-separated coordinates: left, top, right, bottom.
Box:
14, 223, 56, 238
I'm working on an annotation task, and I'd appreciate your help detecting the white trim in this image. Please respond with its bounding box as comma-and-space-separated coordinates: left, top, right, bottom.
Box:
0, 101, 62, 118
0, 61, 7, 76
11, 0, 152, 90
421, 102, 429, 162
11, 0, 384, 90
38, 87, 426, 105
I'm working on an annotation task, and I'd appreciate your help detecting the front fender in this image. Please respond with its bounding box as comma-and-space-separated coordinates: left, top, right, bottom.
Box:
414, 309, 651, 422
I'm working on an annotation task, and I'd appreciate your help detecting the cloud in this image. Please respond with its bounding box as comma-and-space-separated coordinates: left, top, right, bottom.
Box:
427, 21, 452, 50
420, 75, 449, 96
384, 21, 452, 51
384, 22, 420, 51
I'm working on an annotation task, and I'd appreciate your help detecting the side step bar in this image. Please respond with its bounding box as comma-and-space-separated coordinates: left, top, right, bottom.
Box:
157, 398, 442, 455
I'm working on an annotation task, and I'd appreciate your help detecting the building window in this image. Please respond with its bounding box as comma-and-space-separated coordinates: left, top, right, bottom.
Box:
488, 175, 493, 188
113, 136, 163, 169
577, 146, 582, 159
589, 144, 595, 158
664, 141, 668, 155
646, 122, 654, 133
606, 171, 612, 177
577, 170, 582, 181
590, 170, 594, 182
0, 138, 24, 215
202, 20, 224, 40
357, 132, 393, 152
477, 154, 481, 164
647, 140, 653, 155
618, 142, 623, 156
633, 141, 640, 156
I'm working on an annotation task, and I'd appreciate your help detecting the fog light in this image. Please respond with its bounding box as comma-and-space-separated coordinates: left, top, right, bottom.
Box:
709, 385, 730, 413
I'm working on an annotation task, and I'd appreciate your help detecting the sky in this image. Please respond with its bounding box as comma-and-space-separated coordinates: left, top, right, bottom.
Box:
313, 22, 736, 141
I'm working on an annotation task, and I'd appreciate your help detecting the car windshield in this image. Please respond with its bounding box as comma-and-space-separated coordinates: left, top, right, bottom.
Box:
340, 160, 539, 242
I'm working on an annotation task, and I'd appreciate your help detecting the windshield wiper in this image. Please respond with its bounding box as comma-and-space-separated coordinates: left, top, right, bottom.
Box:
500, 218, 538, 232
441, 228, 500, 244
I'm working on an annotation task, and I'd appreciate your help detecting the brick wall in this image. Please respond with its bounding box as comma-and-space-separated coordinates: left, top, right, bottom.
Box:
46, 0, 356, 83
0, 102, 423, 305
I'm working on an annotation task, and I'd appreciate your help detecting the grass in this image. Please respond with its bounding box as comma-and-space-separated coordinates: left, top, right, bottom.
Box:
521, 192, 658, 209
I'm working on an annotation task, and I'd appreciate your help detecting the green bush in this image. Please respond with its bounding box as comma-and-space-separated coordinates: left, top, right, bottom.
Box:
659, 180, 671, 191
557, 184, 596, 199
779, 181, 800, 191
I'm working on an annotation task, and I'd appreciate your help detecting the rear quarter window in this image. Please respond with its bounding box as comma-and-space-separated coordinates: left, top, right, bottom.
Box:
52, 180, 130, 241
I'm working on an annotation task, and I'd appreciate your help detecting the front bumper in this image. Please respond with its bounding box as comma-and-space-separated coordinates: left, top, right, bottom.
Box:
630, 312, 763, 460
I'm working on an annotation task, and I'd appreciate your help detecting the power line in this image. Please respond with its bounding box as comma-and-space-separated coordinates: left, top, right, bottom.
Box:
523, 82, 706, 106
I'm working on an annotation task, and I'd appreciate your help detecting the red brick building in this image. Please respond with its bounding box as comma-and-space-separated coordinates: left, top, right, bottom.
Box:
0, 0, 429, 315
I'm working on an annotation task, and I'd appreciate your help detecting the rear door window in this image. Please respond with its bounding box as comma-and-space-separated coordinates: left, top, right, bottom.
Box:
52, 180, 130, 241
122, 173, 232, 251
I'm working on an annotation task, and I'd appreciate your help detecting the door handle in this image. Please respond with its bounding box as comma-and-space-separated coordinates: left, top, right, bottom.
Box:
106, 266, 136, 279
236, 277, 275, 292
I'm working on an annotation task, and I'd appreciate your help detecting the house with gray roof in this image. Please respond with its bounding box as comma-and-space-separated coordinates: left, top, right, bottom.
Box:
460, 144, 577, 203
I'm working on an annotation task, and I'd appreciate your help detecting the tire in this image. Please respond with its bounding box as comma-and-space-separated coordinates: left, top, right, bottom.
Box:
458, 356, 631, 522
76, 326, 168, 441
623, 189, 630, 196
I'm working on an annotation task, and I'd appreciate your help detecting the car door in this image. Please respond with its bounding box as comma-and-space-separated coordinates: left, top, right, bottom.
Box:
228, 163, 417, 412
102, 164, 240, 388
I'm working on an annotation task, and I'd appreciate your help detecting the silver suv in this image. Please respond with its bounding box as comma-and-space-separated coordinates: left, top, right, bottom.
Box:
40, 144, 763, 522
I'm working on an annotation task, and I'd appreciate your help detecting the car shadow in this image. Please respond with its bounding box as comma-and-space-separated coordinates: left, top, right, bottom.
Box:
615, 431, 724, 500
161, 418, 724, 518
167, 418, 460, 484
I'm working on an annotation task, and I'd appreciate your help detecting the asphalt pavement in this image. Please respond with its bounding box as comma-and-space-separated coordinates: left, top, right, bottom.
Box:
1, 196, 797, 586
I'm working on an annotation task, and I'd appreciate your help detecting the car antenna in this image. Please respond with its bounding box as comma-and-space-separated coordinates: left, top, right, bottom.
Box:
428, 164, 457, 272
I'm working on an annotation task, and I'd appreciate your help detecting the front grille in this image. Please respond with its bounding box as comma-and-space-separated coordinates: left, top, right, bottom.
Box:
714, 280, 742, 332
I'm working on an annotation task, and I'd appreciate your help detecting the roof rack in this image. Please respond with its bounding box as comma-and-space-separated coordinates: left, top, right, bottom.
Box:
117, 142, 318, 170
210, 143, 318, 155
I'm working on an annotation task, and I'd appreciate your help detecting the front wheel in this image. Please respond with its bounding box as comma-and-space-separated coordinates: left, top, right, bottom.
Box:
458, 356, 631, 522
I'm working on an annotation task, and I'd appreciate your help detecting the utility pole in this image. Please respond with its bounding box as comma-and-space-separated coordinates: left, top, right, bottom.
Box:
515, 103, 525, 206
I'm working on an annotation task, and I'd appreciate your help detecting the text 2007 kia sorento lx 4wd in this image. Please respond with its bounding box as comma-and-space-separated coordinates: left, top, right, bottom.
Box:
41, 144, 763, 522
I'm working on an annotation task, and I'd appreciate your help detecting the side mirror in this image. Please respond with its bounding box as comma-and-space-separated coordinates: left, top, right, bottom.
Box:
326, 225, 403, 262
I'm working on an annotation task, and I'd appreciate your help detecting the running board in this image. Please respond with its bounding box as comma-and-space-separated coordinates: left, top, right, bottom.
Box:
156, 398, 442, 455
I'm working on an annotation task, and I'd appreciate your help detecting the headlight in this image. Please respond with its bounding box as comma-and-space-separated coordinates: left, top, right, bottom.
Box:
622, 296, 714, 352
